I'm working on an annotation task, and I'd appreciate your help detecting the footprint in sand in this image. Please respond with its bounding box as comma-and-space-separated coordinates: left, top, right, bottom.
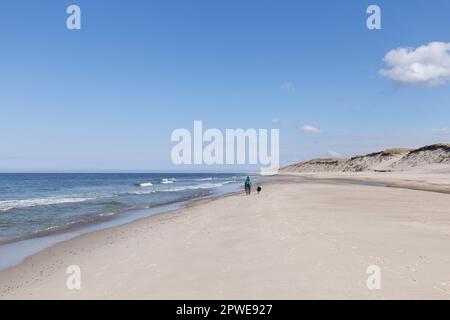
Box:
434, 286, 450, 295
417, 255, 430, 264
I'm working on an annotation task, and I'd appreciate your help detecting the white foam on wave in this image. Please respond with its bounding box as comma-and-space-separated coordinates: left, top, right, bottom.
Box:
158, 182, 233, 192
0, 197, 95, 212
161, 178, 175, 184
99, 212, 117, 217
138, 182, 153, 187
128, 190, 156, 195
195, 177, 213, 181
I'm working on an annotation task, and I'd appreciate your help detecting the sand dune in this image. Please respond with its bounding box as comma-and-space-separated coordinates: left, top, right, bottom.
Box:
391, 144, 450, 171
280, 144, 450, 174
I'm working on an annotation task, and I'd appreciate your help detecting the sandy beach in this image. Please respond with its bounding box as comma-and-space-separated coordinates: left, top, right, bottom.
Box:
0, 174, 449, 300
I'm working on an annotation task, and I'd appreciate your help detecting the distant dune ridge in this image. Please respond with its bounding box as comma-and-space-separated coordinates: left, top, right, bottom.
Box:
280, 144, 450, 173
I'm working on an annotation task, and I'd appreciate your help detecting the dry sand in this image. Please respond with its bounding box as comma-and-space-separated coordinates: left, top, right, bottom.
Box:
1, 175, 450, 299
284, 167, 450, 194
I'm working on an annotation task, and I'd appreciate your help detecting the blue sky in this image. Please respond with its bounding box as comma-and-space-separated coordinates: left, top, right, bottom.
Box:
0, 0, 449, 172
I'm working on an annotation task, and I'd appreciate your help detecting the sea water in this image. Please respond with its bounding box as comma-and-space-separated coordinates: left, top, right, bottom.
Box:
0, 173, 250, 270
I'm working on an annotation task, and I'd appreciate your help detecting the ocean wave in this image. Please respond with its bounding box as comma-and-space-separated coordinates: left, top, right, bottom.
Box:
161, 178, 175, 184
127, 190, 156, 195
159, 182, 229, 192
0, 196, 96, 212
137, 182, 153, 187
195, 177, 213, 181
99, 212, 117, 217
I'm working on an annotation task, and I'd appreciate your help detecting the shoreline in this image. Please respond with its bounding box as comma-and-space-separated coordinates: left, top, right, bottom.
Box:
0, 172, 444, 272
0, 181, 246, 272
1, 173, 450, 299
0, 178, 315, 299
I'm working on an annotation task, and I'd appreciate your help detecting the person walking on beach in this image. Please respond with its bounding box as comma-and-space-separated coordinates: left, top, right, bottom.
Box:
244, 176, 252, 195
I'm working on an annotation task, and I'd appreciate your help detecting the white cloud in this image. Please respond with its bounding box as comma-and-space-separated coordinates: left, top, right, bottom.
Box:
328, 150, 340, 157
272, 117, 280, 124
301, 125, 320, 134
280, 82, 298, 92
379, 42, 450, 86
432, 128, 449, 133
